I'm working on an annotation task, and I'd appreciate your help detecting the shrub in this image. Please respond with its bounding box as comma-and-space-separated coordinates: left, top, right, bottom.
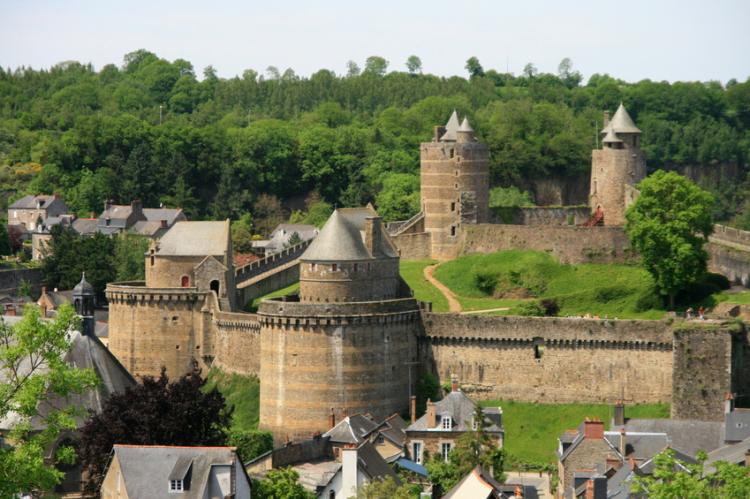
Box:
517, 301, 545, 316
635, 287, 663, 312
540, 299, 559, 316
229, 430, 273, 462
594, 285, 630, 303
474, 271, 498, 295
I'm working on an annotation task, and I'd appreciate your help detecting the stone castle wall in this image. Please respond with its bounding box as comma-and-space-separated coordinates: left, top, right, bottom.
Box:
299, 258, 401, 303
0, 267, 43, 295
488, 206, 591, 226
258, 297, 421, 443
461, 224, 636, 264
391, 232, 432, 260
422, 314, 674, 404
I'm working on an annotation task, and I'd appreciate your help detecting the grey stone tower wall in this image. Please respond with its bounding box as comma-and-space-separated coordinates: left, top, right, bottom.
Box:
420, 139, 490, 260
257, 299, 420, 444
590, 147, 646, 226
298, 258, 401, 303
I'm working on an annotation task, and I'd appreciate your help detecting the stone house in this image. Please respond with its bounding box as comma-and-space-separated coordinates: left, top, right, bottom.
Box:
252, 223, 319, 256
246, 435, 396, 499
442, 466, 537, 499
323, 412, 408, 464
7, 194, 69, 231
100, 445, 251, 498
405, 380, 503, 465
98, 199, 185, 235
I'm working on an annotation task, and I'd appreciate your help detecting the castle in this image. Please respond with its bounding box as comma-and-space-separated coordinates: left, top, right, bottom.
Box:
106, 106, 750, 443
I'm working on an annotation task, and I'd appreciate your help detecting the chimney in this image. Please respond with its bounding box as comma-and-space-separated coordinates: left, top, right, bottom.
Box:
104, 199, 112, 212
160, 219, 168, 229
451, 374, 459, 392
364, 217, 382, 256
585, 479, 594, 499
41, 286, 47, 296
410, 395, 416, 424
341, 444, 358, 499
434, 125, 446, 141
614, 400, 625, 426
603, 111, 610, 128
619, 428, 627, 460
329, 408, 336, 430
725, 392, 735, 415
745, 449, 750, 467
583, 418, 604, 440
629, 456, 637, 471
131, 199, 143, 220
426, 399, 436, 428
90, 211, 96, 219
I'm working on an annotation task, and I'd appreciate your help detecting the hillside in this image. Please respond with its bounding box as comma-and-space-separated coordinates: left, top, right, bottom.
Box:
1, 51, 749, 230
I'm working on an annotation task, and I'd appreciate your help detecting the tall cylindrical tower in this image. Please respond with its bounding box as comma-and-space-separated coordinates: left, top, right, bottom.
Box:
590, 103, 646, 226
258, 207, 420, 443
420, 112, 489, 259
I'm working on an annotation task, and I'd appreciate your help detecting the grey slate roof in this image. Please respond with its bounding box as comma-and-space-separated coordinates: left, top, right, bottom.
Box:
612, 418, 725, 455
604, 431, 670, 461
602, 125, 623, 143
143, 207, 185, 225
407, 390, 503, 433
9, 194, 68, 212
724, 409, 750, 442
112, 445, 246, 499
705, 435, 750, 472
301, 207, 397, 262
440, 110, 461, 141
72, 218, 98, 235
323, 414, 380, 444
130, 220, 168, 237
156, 220, 230, 257
458, 117, 474, 133
602, 103, 641, 134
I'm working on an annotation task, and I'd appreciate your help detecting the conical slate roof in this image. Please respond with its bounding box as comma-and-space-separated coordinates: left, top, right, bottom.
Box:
440, 110, 461, 141
602, 103, 641, 134
73, 272, 94, 295
458, 117, 474, 133
602, 125, 622, 143
301, 207, 398, 261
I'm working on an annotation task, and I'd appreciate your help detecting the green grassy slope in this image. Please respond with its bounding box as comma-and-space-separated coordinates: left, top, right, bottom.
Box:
480, 400, 670, 465
399, 259, 449, 312
245, 282, 300, 312
434, 250, 665, 319
204, 369, 261, 432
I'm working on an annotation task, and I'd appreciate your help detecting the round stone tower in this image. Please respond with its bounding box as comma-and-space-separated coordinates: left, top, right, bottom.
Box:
420, 111, 489, 259
258, 206, 420, 443
589, 103, 646, 226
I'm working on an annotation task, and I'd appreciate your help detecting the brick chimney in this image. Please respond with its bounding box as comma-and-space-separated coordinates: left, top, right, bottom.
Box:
434, 125, 446, 141
426, 399, 436, 428
131, 199, 144, 221
329, 408, 335, 430
364, 217, 382, 256
451, 374, 459, 392
725, 392, 735, 415
410, 395, 416, 424
160, 219, 168, 229
614, 400, 625, 426
585, 479, 594, 499
583, 418, 604, 439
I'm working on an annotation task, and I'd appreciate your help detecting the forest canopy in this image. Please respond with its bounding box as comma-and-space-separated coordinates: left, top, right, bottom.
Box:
1, 50, 749, 226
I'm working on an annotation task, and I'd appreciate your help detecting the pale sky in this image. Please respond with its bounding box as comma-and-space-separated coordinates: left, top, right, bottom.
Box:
1, 0, 749, 83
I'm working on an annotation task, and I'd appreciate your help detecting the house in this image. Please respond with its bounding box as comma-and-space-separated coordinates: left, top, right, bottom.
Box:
30, 213, 76, 259
36, 286, 73, 316
252, 223, 318, 256
246, 435, 397, 499
7, 194, 69, 231
97, 200, 186, 236
100, 445, 251, 499
442, 466, 538, 499
405, 378, 503, 464
322, 412, 409, 464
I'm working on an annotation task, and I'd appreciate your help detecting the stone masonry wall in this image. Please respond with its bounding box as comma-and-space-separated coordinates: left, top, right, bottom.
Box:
488, 206, 591, 226
0, 267, 43, 295
671, 324, 738, 421
391, 232, 432, 260
461, 224, 636, 264
422, 314, 673, 404
211, 311, 261, 376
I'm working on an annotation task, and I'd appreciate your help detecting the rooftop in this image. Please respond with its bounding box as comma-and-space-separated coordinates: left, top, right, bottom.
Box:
155, 220, 230, 257
407, 389, 503, 433
602, 103, 641, 135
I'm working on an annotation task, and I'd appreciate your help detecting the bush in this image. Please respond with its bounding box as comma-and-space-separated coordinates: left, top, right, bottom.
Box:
517, 301, 545, 316
229, 430, 273, 462
489, 186, 533, 208
594, 285, 630, 303
474, 271, 498, 295
540, 299, 559, 316
635, 287, 663, 312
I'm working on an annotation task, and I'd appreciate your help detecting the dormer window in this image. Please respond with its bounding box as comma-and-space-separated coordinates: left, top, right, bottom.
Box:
332, 263, 338, 272
169, 479, 183, 492
441, 415, 452, 430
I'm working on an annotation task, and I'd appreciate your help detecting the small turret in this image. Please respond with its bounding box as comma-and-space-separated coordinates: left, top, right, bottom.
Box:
456, 117, 475, 143
73, 272, 95, 336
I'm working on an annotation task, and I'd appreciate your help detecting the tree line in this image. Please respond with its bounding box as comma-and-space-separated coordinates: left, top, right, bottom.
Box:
1, 50, 749, 227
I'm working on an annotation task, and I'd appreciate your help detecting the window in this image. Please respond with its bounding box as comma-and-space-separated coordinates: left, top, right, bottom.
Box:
151, 256, 155, 266
441, 442, 452, 462
328, 491, 335, 499
353, 263, 358, 272
441, 415, 452, 430
450, 226, 456, 237
332, 263, 338, 272
169, 479, 183, 492
311, 263, 316, 271
449, 149, 454, 158
210, 279, 220, 295
181, 275, 190, 287
450, 202, 455, 212
412, 442, 423, 464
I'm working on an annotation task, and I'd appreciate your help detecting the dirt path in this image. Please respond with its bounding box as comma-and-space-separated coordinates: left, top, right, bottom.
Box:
461, 307, 511, 315
424, 264, 462, 313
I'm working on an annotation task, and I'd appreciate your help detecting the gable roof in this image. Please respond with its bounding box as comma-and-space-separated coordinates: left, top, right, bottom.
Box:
143, 207, 185, 225
9, 194, 67, 212
603, 431, 669, 461
113, 445, 244, 499
155, 220, 230, 257
301, 207, 397, 262
407, 391, 503, 433
443, 466, 502, 499
612, 418, 724, 456
602, 103, 641, 135
323, 414, 380, 444
705, 435, 750, 472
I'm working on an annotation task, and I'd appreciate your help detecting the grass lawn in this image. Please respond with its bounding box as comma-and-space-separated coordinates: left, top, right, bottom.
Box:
479, 400, 670, 465
399, 259, 449, 312
433, 250, 666, 319
204, 368, 260, 432
245, 282, 300, 312
712, 289, 750, 305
